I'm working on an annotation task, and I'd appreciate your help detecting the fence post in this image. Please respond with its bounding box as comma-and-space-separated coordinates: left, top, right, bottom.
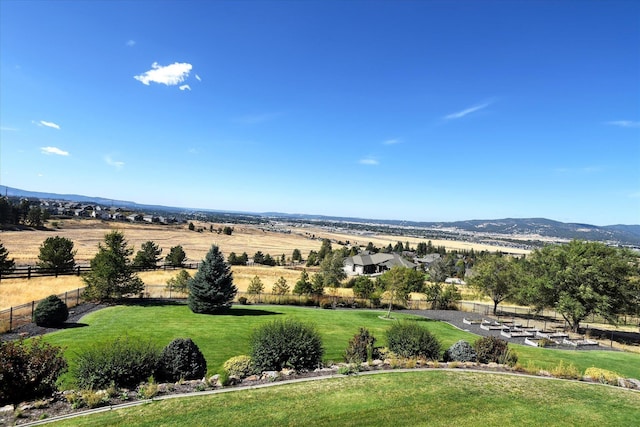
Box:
28, 266, 32, 280
77, 266, 81, 276
31, 300, 35, 318
9, 307, 12, 332
64, 291, 68, 305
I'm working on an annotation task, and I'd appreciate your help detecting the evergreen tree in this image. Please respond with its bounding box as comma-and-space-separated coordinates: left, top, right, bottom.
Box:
0, 241, 15, 273
188, 245, 237, 314
272, 276, 290, 295
133, 240, 162, 269
292, 248, 302, 263
37, 236, 76, 274
83, 231, 144, 301
247, 275, 265, 295
165, 245, 187, 267
293, 270, 312, 295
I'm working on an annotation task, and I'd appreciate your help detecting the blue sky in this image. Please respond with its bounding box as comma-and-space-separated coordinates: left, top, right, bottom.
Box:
1, 0, 638, 226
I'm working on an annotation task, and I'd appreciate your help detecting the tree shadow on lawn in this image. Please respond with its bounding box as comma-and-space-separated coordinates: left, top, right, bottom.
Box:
60, 322, 89, 329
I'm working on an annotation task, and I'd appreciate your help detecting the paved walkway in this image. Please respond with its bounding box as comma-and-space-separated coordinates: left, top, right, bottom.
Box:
404, 309, 615, 351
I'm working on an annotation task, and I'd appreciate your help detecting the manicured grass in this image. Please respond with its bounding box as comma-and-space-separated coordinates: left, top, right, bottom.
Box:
42, 303, 419, 386
50, 371, 640, 427
41, 304, 640, 389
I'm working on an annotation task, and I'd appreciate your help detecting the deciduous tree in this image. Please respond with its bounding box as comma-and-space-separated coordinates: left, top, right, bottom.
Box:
524, 240, 638, 332
468, 254, 521, 315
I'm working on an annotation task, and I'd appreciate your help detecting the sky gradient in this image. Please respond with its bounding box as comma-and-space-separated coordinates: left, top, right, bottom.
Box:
1, 0, 638, 226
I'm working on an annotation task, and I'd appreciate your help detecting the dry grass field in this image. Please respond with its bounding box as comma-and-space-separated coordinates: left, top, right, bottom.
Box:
0, 218, 528, 310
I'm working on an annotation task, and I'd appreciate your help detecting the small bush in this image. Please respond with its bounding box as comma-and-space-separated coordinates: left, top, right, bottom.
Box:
344, 327, 378, 363
251, 319, 324, 371
157, 338, 207, 382
238, 296, 249, 305
443, 340, 477, 362
584, 367, 621, 385
33, 295, 69, 327
0, 338, 67, 405
386, 321, 441, 360
321, 299, 333, 309
74, 336, 161, 389
550, 361, 581, 380
474, 336, 511, 364
223, 355, 255, 378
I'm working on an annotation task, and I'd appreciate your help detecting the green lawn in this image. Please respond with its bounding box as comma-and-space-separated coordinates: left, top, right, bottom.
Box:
49, 370, 640, 427
41, 303, 640, 389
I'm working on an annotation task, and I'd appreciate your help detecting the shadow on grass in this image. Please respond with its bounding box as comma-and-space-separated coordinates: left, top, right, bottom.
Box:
115, 299, 187, 308
61, 322, 89, 329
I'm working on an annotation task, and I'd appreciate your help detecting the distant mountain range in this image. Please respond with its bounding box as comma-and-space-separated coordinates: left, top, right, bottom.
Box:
3, 185, 639, 247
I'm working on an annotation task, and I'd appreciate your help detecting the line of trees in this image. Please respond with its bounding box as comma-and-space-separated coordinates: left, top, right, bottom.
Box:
468, 240, 640, 332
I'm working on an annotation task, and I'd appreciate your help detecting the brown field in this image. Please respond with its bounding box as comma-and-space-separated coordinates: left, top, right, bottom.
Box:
0, 218, 528, 310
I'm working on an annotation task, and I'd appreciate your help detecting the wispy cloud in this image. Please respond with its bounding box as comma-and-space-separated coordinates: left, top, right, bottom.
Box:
195, 74, 202, 82
444, 102, 491, 120
105, 155, 125, 169
383, 138, 401, 145
0, 126, 18, 131
234, 112, 282, 125
38, 120, 61, 130
179, 84, 191, 91
41, 146, 69, 156
359, 157, 379, 166
606, 120, 640, 128
126, 40, 136, 47
134, 62, 193, 86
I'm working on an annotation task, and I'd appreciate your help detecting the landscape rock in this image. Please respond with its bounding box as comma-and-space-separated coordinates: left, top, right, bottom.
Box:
262, 371, 279, 381
0, 405, 14, 415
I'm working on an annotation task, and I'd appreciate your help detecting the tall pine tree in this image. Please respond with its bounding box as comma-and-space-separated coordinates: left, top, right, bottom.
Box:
188, 245, 237, 313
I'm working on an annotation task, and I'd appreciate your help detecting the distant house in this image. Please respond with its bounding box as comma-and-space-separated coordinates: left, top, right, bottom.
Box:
414, 253, 441, 269
343, 253, 416, 276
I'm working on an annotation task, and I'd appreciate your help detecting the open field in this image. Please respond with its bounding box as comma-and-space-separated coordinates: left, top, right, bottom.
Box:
40, 304, 640, 388
0, 218, 529, 266
48, 370, 640, 427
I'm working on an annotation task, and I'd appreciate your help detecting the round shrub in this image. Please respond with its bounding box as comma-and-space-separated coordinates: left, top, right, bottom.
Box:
443, 340, 477, 363
386, 321, 441, 360
74, 336, 161, 389
473, 336, 515, 365
250, 319, 324, 371
223, 355, 255, 379
33, 294, 69, 327
157, 338, 207, 382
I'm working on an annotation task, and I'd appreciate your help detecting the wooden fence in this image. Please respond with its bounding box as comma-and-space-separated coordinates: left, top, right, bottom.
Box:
0, 263, 201, 281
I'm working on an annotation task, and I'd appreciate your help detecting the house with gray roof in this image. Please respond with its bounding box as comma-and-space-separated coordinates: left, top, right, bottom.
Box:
343, 253, 416, 276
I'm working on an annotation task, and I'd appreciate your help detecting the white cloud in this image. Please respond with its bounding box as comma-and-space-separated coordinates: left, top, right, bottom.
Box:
179, 84, 191, 91
606, 120, 640, 128
134, 62, 193, 86
39, 120, 61, 130
0, 126, 18, 131
383, 138, 401, 145
41, 146, 69, 156
195, 74, 202, 82
444, 102, 490, 120
359, 158, 379, 165
105, 155, 125, 169
126, 40, 136, 47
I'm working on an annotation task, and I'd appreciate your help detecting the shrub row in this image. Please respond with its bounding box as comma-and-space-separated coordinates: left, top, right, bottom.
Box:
75, 336, 206, 389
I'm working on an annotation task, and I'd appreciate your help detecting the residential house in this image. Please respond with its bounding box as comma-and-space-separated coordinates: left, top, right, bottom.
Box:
343, 252, 416, 276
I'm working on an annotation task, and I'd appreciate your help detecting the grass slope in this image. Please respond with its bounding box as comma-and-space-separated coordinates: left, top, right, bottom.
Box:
41, 304, 640, 389
50, 371, 640, 427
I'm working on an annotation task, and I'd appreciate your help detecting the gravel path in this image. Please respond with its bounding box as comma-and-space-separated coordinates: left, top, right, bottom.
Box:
405, 309, 616, 351
1, 303, 108, 342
